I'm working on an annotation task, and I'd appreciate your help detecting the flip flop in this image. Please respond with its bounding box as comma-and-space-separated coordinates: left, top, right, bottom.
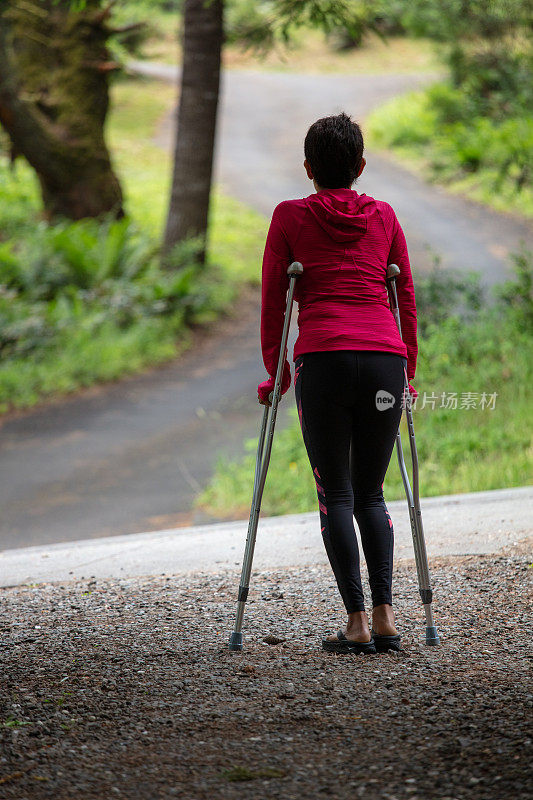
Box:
371, 629, 402, 652
322, 630, 376, 654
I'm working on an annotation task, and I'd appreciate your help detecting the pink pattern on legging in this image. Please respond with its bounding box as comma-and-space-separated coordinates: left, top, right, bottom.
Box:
314, 470, 327, 515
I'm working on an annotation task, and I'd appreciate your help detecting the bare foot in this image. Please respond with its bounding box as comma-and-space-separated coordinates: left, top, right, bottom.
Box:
326, 610, 372, 643
372, 604, 398, 636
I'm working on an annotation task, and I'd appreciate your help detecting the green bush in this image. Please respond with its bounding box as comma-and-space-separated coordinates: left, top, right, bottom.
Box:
368, 91, 437, 149
495, 247, 533, 334
413, 262, 482, 336
2, 216, 157, 298
0, 147, 266, 414
402, 0, 532, 118
0, 291, 54, 359
425, 84, 471, 125
367, 84, 533, 215
0, 209, 215, 362
373, 0, 532, 213
438, 117, 533, 190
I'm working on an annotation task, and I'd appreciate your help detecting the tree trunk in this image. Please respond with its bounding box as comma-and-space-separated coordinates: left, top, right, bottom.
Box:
0, 0, 123, 220
163, 0, 223, 264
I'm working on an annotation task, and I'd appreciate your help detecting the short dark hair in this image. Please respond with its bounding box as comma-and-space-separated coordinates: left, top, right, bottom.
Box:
304, 112, 364, 189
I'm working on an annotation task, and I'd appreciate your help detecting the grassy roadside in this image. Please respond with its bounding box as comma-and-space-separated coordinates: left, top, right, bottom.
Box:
0, 76, 266, 415
228, 32, 440, 75
195, 261, 533, 518
366, 88, 533, 220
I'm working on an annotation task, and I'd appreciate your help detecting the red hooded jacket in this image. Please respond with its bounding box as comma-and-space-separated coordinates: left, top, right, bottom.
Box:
258, 188, 418, 403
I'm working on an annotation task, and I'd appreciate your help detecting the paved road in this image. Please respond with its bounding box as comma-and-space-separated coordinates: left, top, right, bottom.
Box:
0, 291, 293, 549
1, 65, 530, 552
1, 486, 531, 586
144, 61, 531, 283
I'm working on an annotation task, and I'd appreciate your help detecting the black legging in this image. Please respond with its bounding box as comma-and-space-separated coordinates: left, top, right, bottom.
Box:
294, 350, 406, 613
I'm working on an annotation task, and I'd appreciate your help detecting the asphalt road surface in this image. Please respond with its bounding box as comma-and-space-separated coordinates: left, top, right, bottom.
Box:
1, 65, 531, 551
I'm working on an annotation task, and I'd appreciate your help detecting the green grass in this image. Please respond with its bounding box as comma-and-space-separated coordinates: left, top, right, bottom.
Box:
224, 32, 441, 75
366, 88, 533, 219
0, 317, 182, 411
196, 296, 533, 518
0, 75, 266, 415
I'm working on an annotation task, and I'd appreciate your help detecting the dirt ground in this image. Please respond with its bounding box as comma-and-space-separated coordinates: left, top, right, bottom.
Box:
1, 540, 531, 799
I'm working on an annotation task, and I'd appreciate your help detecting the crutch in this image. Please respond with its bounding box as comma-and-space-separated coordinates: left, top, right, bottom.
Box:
229, 261, 304, 651
386, 263, 440, 646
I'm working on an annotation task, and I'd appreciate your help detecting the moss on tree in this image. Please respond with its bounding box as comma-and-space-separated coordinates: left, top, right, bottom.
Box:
0, 0, 123, 220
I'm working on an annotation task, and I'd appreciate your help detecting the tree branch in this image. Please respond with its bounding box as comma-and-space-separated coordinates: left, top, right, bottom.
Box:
91, 0, 119, 26
8, 1, 49, 21
105, 21, 147, 36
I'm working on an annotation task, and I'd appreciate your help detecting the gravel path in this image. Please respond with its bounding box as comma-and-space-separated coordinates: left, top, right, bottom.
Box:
1, 539, 531, 799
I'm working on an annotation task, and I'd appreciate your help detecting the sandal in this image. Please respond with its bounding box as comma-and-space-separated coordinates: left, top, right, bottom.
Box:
322, 630, 376, 654
371, 629, 402, 653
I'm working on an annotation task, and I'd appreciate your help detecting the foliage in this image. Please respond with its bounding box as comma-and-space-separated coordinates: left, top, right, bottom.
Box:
413, 261, 483, 336
224, 0, 389, 51
117, 0, 182, 10
326, 0, 408, 50
495, 247, 533, 333
0, 58, 221, 409
109, 0, 182, 61
402, 0, 532, 119
0, 185, 264, 412
0, 291, 55, 360
367, 87, 533, 216
403, 0, 531, 45
0, 69, 266, 414
0, 214, 209, 359
383, 0, 533, 213
1, 216, 156, 298
436, 115, 532, 192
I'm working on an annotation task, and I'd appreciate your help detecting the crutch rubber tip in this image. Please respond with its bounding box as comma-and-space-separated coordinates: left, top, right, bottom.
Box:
425, 626, 440, 646
228, 632, 243, 651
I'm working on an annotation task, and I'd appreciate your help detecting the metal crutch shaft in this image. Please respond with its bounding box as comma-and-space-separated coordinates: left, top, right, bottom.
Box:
229, 261, 304, 651
386, 263, 440, 646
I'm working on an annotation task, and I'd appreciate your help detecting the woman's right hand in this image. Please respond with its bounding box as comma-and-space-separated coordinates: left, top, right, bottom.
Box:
257, 363, 291, 405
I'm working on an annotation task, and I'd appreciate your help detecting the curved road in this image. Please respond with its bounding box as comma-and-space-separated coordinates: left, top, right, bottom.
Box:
1, 66, 530, 551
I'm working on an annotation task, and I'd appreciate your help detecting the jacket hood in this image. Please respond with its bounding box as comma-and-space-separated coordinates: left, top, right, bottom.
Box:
304, 188, 372, 243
